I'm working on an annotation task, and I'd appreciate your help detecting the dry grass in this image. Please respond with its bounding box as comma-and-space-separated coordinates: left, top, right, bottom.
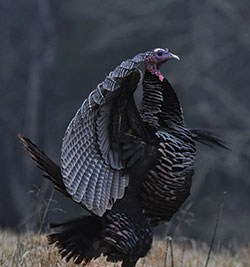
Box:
0, 231, 249, 267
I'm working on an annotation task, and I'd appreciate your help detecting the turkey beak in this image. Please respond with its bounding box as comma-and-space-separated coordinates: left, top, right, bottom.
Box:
166, 52, 180, 61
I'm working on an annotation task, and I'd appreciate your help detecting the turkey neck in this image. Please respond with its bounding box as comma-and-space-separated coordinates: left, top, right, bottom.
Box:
141, 70, 164, 129
142, 70, 186, 129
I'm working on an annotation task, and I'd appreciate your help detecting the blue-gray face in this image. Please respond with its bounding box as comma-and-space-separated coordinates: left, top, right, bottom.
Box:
153, 48, 180, 66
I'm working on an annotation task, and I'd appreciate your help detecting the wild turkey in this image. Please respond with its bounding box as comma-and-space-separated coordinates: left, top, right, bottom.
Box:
19, 48, 227, 267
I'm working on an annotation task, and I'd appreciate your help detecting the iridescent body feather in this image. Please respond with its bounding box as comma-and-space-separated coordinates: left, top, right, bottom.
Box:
19, 48, 227, 267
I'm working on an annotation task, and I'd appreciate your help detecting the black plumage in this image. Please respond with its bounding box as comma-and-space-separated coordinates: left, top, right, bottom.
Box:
19, 48, 227, 266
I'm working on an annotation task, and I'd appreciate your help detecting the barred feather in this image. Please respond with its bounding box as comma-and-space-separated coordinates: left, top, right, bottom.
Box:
61, 51, 153, 216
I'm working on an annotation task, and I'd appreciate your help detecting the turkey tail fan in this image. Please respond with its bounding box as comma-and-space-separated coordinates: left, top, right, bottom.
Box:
18, 134, 70, 197
189, 129, 229, 150
48, 216, 103, 265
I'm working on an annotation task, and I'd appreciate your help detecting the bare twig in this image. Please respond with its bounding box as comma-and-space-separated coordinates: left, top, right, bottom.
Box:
205, 191, 227, 267
164, 237, 169, 267
164, 236, 174, 267
38, 189, 55, 235
169, 237, 174, 267
180, 241, 186, 267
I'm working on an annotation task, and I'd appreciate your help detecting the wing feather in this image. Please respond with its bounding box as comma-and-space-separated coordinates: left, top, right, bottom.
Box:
93, 164, 108, 211
85, 158, 102, 210
99, 167, 112, 213
61, 51, 153, 216
110, 170, 120, 205
118, 175, 129, 199
71, 151, 96, 199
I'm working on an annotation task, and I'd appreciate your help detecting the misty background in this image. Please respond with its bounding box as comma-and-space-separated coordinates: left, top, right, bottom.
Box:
1, 0, 249, 247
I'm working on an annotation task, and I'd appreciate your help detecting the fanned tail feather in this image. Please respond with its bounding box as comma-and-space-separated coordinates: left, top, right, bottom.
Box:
18, 134, 70, 197
190, 129, 229, 150
18, 134, 104, 265
48, 216, 103, 265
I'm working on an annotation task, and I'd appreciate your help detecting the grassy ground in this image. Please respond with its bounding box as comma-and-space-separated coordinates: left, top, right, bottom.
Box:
0, 231, 249, 267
